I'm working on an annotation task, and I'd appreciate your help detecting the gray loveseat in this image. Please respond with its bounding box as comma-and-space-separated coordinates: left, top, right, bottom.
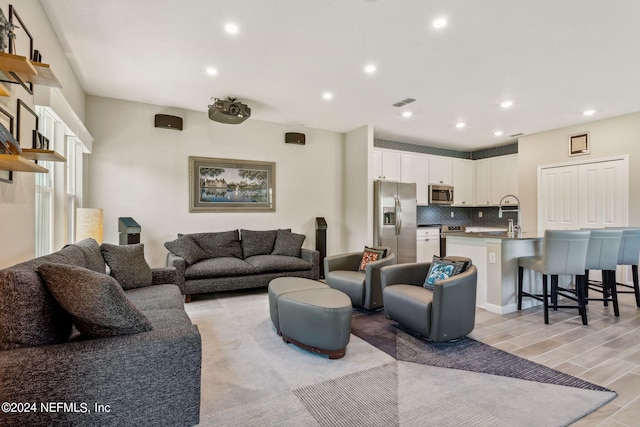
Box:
165, 229, 319, 302
0, 239, 201, 426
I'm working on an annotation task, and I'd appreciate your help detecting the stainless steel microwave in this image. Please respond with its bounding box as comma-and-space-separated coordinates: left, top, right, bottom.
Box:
429, 185, 454, 205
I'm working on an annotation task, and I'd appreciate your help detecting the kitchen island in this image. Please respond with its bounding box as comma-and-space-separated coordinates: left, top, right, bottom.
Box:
446, 232, 543, 314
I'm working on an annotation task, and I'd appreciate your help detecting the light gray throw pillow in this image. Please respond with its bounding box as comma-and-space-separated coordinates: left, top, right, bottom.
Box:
101, 243, 152, 290
38, 263, 153, 338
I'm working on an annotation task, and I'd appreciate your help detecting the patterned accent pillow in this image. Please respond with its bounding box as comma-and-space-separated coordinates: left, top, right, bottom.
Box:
38, 263, 153, 338
358, 246, 387, 272
164, 235, 209, 265
424, 256, 469, 290
271, 229, 306, 257
101, 243, 152, 290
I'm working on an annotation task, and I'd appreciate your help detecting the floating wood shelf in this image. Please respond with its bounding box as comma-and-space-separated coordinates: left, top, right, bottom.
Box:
21, 149, 66, 162
0, 154, 49, 172
0, 83, 8, 97
0, 52, 62, 89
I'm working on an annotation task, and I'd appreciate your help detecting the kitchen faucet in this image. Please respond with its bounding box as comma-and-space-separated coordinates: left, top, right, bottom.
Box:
498, 194, 521, 236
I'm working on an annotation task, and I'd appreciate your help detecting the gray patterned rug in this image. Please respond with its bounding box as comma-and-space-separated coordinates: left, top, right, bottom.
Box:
351, 309, 613, 392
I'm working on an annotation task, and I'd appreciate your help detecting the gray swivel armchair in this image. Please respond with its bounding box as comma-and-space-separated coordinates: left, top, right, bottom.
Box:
324, 247, 395, 310
380, 256, 477, 342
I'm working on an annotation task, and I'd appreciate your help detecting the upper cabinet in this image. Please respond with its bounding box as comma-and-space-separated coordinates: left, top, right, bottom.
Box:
428, 156, 452, 185
475, 154, 518, 205
452, 158, 474, 206
401, 153, 430, 205
373, 148, 401, 181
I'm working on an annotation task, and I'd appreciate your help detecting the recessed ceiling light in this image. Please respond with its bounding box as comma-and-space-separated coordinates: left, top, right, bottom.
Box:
500, 100, 513, 108
494, 131, 504, 136
455, 122, 466, 129
583, 109, 596, 116
432, 17, 447, 29
225, 23, 239, 35
364, 64, 377, 74
206, 67, 218, 76
322, 92, 333, 101
402, 111, 413, 118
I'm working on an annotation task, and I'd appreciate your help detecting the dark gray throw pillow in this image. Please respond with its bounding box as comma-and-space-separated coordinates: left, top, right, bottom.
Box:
188, 230, 243, 259
241, 229, 279, 258
101, 243, 152, 290
164, 235, 209, 265
38, 263, 153, 338
272, 229, 306, 257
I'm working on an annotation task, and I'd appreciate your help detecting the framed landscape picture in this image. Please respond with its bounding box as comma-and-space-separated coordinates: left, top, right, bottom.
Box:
189, 156, 276, 212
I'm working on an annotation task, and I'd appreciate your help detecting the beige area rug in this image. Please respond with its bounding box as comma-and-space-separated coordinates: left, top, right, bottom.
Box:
185, 289, 615, 427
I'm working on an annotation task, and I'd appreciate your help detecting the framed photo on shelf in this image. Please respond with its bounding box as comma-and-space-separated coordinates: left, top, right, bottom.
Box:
189, 156, 276, 213
17, 99, 38, 149
569, 132, 589, 156
0, 106, 15, 183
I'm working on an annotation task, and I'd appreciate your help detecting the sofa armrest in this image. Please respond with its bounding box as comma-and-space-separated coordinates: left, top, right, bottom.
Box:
381, 262, 431, 292
151, 267, 177, 285
300, 248, 320, 280
166, 253, 186, 294
324, 252, 362, 274
0, 325, 201, 426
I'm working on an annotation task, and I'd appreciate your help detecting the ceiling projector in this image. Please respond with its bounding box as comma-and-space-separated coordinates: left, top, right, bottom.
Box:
208, 98, 251, 124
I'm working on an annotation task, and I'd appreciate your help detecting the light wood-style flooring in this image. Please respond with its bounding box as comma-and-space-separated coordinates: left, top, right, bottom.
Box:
469, 290, 640, 426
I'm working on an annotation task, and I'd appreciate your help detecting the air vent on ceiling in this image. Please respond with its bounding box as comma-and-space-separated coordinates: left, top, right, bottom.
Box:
392, 98, 416, 107
509, 133, 524, 138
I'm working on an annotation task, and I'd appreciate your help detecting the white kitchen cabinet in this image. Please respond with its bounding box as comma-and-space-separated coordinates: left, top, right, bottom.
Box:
452, 158, 474, 206
475, 159, 491, 205
401, 153, 430, 205
416, 227, 440, 262
428, 156, 453, 185
373, 149, 401, 181
475, 154, 518, 205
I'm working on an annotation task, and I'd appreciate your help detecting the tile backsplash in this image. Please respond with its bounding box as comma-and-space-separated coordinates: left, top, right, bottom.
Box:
417, 205, 518, 227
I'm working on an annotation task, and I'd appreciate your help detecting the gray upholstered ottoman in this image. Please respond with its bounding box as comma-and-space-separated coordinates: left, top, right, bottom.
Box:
277, 288, 352, 359
268, 277, 329, 334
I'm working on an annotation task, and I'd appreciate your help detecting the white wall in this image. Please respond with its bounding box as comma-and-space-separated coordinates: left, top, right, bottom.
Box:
85, 96, 347, 267
518, 112, 640, 232
0, 0, 85, 268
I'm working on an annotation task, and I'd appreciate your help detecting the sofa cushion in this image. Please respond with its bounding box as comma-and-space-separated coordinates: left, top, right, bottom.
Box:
272, 229, 306, 257
245, 255, 313, 274
185, 257, 255, 279
164, 235, 209, 265
38, 263, 153, 338
241, 229, 279, 258
101, 243, 153, 290
424, 256, 469, 290
188, 230, 243, 259
0, 268, 73, 350
73, 238, 107, 273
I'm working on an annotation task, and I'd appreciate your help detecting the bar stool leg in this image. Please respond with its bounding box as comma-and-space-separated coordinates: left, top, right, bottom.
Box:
551, 274, 559, 310
608, 270, 620, 317
633, 265, 640, 307
517, 266, 524, 310
543, 274, 550, 325
576, 274, 588, 325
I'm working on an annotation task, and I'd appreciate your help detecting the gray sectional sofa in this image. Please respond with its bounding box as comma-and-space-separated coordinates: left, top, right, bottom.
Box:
165, 229, 319, 302
0, 239, 201, 427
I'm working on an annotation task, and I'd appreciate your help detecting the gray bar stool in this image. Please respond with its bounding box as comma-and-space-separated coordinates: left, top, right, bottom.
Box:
572, 229, 623, 317
603, 228, 640, 307
518, 230, 590, 324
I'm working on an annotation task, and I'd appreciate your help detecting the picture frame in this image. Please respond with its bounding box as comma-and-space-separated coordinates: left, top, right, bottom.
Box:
189, 156, 276, 213
8, 5, 34, 94
569, 132, 589, 156
0, 106, 15, 183
17, 99, 38, 149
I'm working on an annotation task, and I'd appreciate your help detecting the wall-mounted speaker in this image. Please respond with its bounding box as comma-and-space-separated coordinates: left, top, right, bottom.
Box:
154, 114, 183, 130
285, 132, 305, 145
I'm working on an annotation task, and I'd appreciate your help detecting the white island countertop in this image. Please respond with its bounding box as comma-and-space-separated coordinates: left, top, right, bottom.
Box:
447, 232, 543, 314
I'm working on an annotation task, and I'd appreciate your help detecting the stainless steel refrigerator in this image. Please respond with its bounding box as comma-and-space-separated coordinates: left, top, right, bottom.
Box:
373, 180, 417, 264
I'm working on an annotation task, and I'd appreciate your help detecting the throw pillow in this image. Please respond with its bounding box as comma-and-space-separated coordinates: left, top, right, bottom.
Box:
187, 230, 243, 259
241, 229, 278, 258
101, 243, 152, 290
358, 246, 387, 271
272, 229, 306, 257
38, 263, 153, 338
423, 256, 469, 290
164, 235, 209, 265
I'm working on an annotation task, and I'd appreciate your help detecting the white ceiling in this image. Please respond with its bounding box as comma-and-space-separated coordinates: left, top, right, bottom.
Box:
39, 0, 640, 151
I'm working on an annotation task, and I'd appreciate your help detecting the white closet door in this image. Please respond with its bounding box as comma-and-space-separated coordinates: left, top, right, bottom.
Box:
539, 165, 579, 231
578, 160, 627, 228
